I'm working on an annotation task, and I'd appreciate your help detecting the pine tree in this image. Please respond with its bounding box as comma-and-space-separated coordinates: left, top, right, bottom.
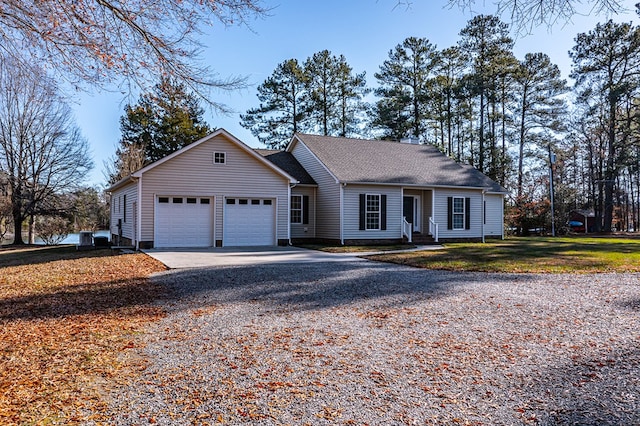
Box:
108, 78, 211, 183
570, 20, 640, 232
432, 46, 467, 157
458, 15, 514, 174
373, 37, 440, 140
513, 52, 567, 200
305, 50, 340, 136
240, 59, 308, 149
241, 53, 368, 147
334, 57, 369, 137
304, 51, 369, 137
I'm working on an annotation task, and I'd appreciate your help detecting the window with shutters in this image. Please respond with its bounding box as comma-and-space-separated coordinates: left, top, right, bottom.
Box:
453, 197, 465, 230
366, 194, 381, 230
291, 195, 302, 224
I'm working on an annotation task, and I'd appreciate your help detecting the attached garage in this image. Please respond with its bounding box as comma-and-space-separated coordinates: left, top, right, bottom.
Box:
223, 198, 275, 246
108, 129, 297, 249
155, 196, 213, 248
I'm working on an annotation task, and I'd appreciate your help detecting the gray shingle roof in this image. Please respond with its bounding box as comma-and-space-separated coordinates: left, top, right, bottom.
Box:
255, 149, 317, 185
293, 134, 507, 193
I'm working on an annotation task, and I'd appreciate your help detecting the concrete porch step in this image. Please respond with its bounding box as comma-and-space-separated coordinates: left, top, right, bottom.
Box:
405, 233, 437, 244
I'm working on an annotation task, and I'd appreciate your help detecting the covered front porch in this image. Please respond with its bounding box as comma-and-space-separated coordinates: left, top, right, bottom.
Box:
401, 188, 439, 243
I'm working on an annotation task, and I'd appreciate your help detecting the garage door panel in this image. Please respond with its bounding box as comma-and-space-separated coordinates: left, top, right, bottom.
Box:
223, 199, 275, 247
155, 197, 213, 248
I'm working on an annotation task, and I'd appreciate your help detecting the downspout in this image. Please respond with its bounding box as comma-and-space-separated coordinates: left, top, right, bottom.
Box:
288, 183, 294, 245
136, 178, 142, 250
340, 183, 345, 245
501, 194, 505, 240
481, 190, 486, 243
401, 187, 405, 240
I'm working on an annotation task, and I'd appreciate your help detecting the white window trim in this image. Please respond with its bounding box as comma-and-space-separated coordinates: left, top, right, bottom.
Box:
366, 193, 381, 231
452, 196, 465, 230
291, 194, 302, 224
213, 151, 226, 164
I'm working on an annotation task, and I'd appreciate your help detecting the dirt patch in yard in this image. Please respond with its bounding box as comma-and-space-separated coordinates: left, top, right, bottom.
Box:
0, 246, 167, 425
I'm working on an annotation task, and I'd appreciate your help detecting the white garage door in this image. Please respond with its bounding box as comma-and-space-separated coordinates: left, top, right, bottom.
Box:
223, 198, 275, 246
155, 196, 213, 247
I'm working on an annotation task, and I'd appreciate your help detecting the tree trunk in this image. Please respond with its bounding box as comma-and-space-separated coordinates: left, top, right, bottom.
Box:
28, 214, 35, 244
478, 90, 485, 172
11, 209, 24, 245
603, 95, 617, 232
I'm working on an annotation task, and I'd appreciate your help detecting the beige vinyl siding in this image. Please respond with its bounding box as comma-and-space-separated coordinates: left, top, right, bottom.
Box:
433, 189, 483, 239
290, 186, 316, 239
484, 193, 504, 237
110, 182, 137, 241
343, 184, 402, 240
139, 134, 290, 244
290, 141, 341, 240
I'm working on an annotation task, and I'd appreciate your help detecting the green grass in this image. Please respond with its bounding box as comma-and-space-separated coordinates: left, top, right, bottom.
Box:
368, 236, 640, 273
296, 243, 417, 253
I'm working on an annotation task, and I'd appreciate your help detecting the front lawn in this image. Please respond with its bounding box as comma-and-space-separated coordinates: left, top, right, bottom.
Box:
368, 236, 640, 273
0, 246, 166, 424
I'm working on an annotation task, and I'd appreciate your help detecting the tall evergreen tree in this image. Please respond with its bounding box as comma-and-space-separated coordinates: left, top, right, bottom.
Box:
458, 15, 514, 174
432, 46, 467, 157
240, 59, 308, 149
108, 78, 211, 184
570, 20, 640, 232
304, 51, 368, 137
513, 52, 567, 200
305, 50, 340, 136
373, 37, 440, 140
334, 57, 369, 137
242, 53, 368, 147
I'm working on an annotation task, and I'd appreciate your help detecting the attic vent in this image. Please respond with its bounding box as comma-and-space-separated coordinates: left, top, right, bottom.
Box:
400, 137, 420, 145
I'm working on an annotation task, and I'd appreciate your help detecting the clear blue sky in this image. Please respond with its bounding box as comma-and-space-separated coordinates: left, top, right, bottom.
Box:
73, 0, 639, 187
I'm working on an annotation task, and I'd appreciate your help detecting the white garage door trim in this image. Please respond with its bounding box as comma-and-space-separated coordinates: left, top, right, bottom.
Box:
223, 197, 276, 247
154, 195, 214, 248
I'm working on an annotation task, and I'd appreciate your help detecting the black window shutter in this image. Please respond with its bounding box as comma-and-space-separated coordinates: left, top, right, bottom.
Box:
359, 194, 365, 230
381, 195, 387, 230
447, 197, 453, 230
465, 197, 471, 230
302, 195, 309, 225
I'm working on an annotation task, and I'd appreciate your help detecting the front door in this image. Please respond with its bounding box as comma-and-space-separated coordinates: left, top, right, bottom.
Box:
403, 196, 414, 230
403, 195, 421, 232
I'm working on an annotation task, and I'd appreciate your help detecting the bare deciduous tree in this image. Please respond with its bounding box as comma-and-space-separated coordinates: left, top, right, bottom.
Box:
0, 0, 266, 106
448, 0, 626, 33
0, 57, 93, 245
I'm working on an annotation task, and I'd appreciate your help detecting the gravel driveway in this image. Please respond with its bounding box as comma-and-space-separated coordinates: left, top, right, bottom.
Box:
101, 260, 640, 425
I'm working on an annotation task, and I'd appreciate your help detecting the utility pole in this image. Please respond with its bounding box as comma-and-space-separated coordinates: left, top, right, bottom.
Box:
549, 144, 556, 237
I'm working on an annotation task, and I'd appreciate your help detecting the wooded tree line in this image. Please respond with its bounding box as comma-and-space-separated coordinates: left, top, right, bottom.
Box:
240, 15, 640, 234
